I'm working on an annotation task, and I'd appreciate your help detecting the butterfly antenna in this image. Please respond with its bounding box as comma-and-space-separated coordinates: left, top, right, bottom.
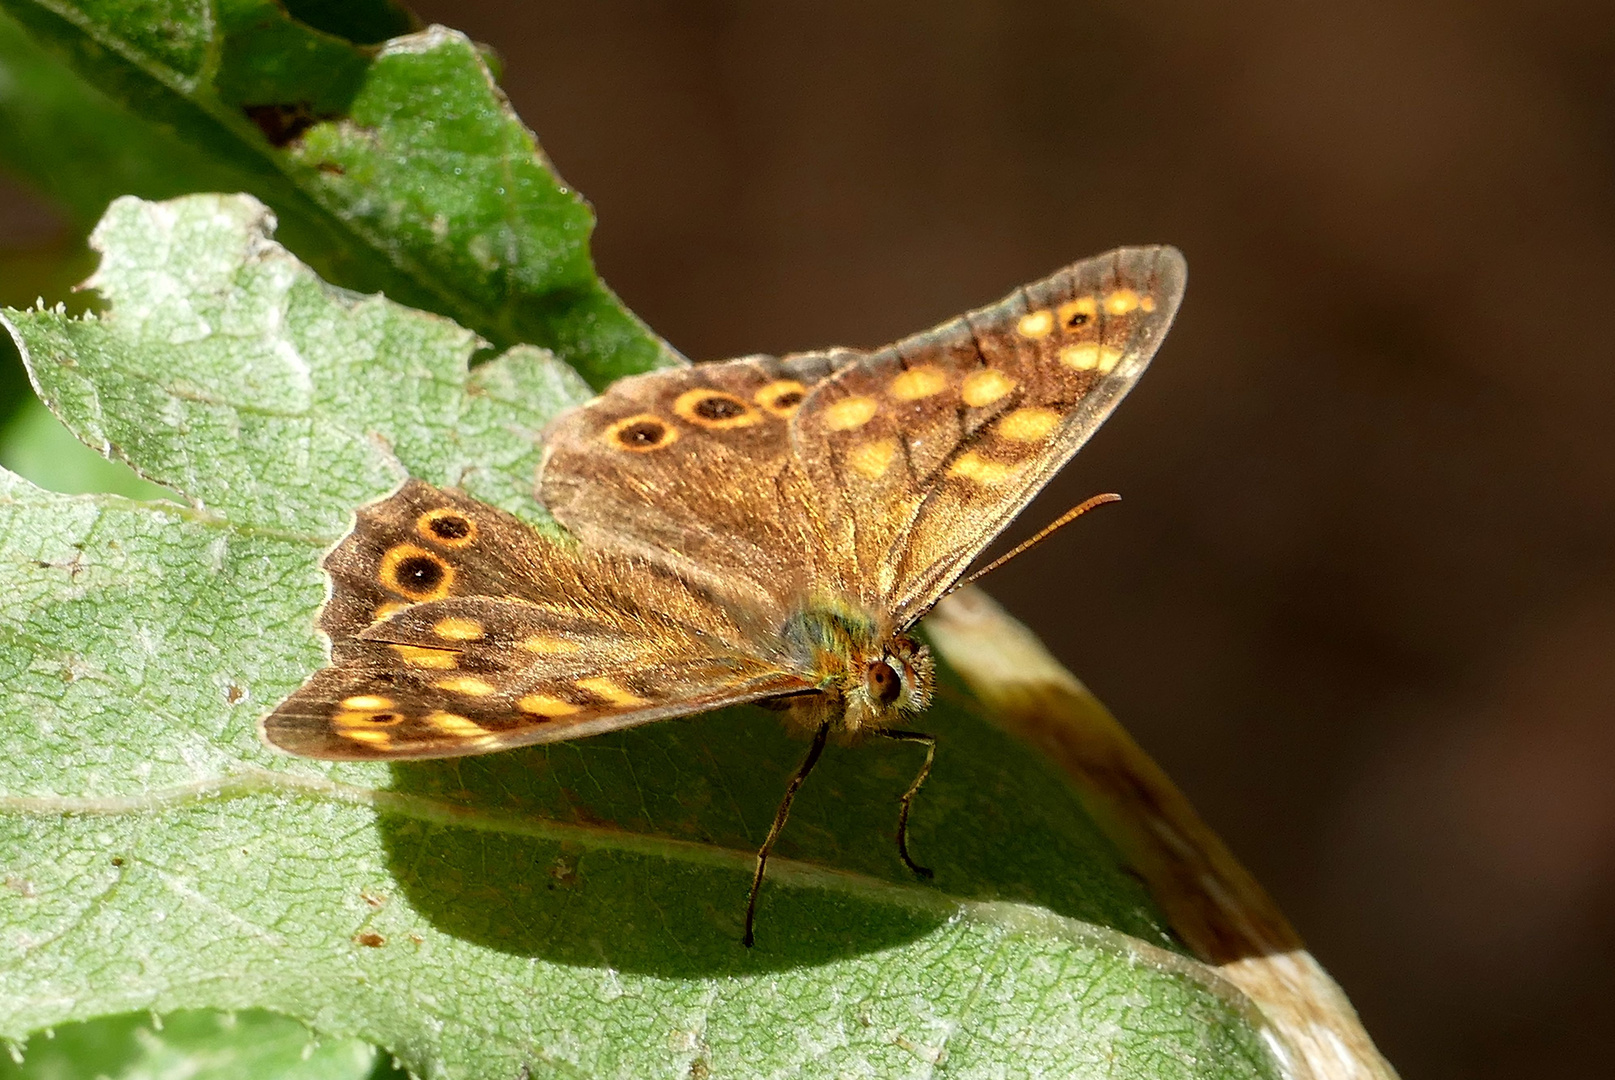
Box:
951, 492, 1122, 593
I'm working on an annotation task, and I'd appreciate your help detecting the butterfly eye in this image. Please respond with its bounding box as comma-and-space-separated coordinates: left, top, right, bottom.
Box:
866, 659, 902, 707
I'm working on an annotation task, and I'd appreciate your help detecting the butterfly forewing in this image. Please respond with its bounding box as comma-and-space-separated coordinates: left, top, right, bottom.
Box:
539, 352, 855, 619
786, 245, 1186, 624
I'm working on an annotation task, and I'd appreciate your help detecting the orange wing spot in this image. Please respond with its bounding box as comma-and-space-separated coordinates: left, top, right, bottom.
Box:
432, 616, 484, 641
1104, 288, 1141, 315
575, 677, 649, 707
342, 728, 393, 746
961, 369, 1017, 408
391, 644, 457, 670
847, 437, 899, 479
673, 388, 762, 429
888, 365, 948, 401
379, 544, 454, 601
822, 395, 879, 431
425, 710, 490, 737
1140, 295, 1157, 312
341, 694, 395, 711
335, 707, 405, 730
1059, 343, 1124, 374
433, 676, 496, 697
996, 407, 1062, 442
948, 451, 1018, 485
371, 601, 410, 622
416, 508, 478, 547
1016, 310, 1055, 339
1058, 297, 1098, 329
518, 693, 581, 718
520, 634, 581, 655
605, 413, 679, 452
754, 379, 807, 417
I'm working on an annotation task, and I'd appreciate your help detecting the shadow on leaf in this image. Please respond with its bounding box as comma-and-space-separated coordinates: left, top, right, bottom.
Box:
376, 668, 1178, 976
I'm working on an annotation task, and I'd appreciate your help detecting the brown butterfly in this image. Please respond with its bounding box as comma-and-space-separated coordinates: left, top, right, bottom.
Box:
263, 246, 1186, 944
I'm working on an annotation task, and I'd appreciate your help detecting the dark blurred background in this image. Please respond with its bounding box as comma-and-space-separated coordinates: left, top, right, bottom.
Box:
3, 2, 1611, 1075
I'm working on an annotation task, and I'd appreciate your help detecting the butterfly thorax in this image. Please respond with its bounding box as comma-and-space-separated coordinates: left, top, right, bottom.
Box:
778, 600, 934, 739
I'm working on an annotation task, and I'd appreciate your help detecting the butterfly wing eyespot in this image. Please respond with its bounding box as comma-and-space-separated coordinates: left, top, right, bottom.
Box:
1057, 296, 1097, 328
377, 544, 453, 601
334, 707, 404, 730
604, 413, 679, 452
673, 388, 761, 429
416, 507, 478, 547
754, 379, 807, 416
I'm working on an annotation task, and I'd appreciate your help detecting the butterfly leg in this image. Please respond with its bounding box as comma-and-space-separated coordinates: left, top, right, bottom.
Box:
881, 729, 936, 880
743, 721, 831, 948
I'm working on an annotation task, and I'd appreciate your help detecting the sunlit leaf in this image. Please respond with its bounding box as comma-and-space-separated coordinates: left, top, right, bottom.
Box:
0, 194, 1280, 1078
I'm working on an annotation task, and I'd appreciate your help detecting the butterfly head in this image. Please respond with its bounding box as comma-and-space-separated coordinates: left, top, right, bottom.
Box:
782, 603, 934, 735
844, 633, 934, 733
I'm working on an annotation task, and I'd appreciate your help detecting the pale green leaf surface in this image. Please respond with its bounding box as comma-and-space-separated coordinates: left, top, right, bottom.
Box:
0, 396, 170, 499
0, 195, 1282, 1078
0, 1, 676, 386
19, 194, 591, 539
0, 1008, 393, 1080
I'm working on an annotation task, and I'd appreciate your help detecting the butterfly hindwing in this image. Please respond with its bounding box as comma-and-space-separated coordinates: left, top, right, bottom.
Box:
315, 479, 561, 652
787, 245, 1186, 623
261, 482, 816, 760
263, 642, 809, 760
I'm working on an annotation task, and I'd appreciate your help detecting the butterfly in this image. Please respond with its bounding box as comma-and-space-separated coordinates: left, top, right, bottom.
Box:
263, 245, 1186, 944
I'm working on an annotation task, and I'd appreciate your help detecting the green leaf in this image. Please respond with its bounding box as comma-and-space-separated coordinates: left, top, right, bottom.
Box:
0, 1, 676, 387
0, 1009, 398, 1080
0, 11, 253, 229
19, 195, 590, 538
0, 395, 170, 498
0, 194, 1282, 1077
